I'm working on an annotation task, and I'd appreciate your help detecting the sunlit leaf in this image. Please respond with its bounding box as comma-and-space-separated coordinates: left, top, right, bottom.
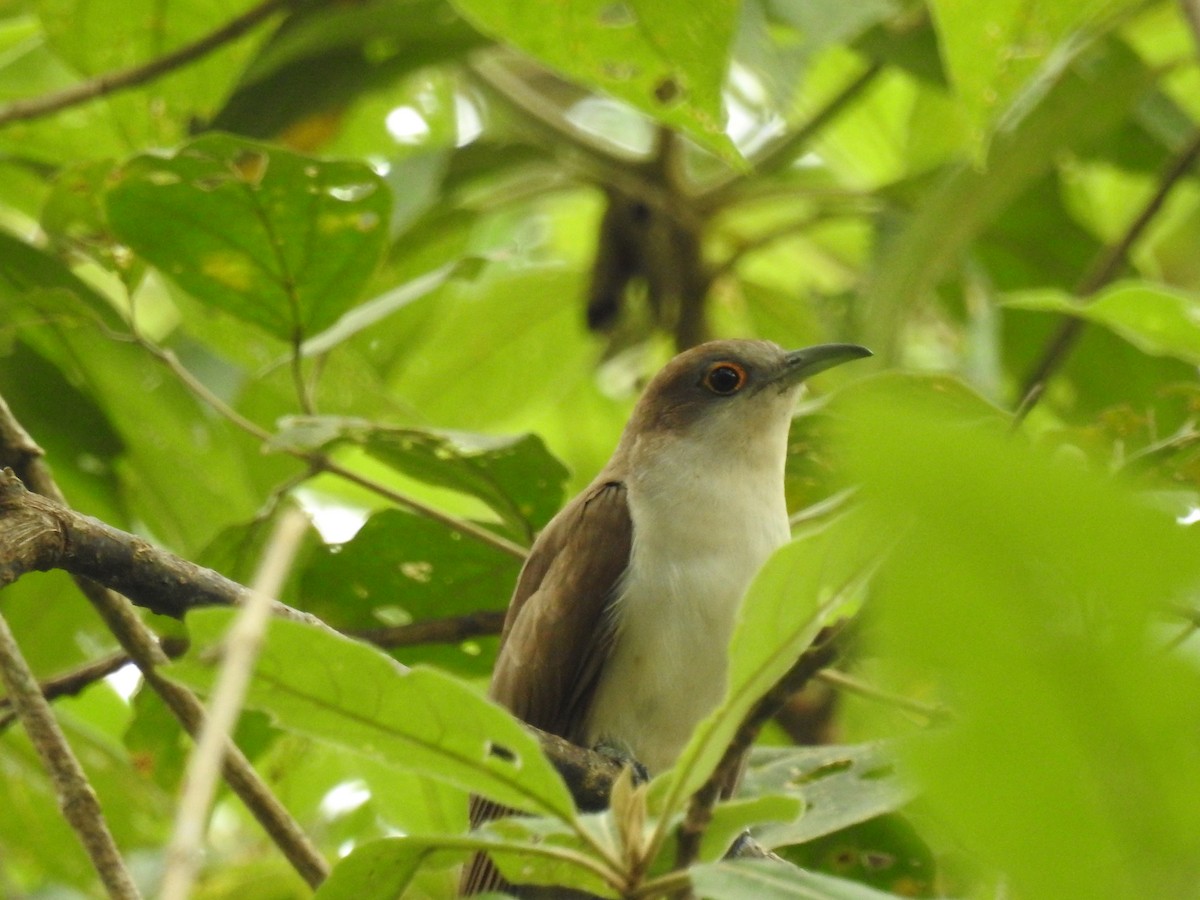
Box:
744, 743, 912, 851
106, 134, 390, 341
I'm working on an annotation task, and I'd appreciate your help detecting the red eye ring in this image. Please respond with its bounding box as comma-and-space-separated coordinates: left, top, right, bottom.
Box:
703, 361, 747, 395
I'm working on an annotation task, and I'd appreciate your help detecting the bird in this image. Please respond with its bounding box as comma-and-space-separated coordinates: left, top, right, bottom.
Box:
461, 338, 871, 896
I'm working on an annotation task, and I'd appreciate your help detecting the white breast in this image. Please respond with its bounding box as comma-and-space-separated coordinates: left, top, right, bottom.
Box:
582, 427, 790, 773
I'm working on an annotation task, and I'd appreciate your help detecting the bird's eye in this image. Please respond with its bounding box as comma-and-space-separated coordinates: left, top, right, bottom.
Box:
703, 362, 747, 395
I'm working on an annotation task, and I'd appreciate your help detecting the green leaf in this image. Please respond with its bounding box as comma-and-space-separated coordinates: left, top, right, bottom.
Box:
298, 508, 517, 673
106, 133, 390, 342
169, 609, 576, 820
655, 511, 882, 819
744, 743, 912, 851
1004, 281, 1200, 365
364, 428, 569, 538
451, 0, 741, 161
698, 794, 804, 863
780, 814, 936, 897
271, 417, 569, 537
840, 380, 1200, 899
690, 858, 903, 899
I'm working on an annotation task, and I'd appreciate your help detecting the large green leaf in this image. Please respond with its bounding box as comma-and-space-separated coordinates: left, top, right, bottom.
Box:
840, 379, 1200, 899
1005, 280, 1200, 365
169, 609, 576, 820
106, 133, 390, 342
452, 0, 741, 161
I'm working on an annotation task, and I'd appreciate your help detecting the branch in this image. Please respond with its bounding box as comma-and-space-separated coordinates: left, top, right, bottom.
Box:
0, 612, 141, 898
0, 468, 328, 628
1, 650, 129, 732
0, 0, 294, 128
0, 393, 329, 888
1014, 125, 1200, 421
672, 622, 851, 878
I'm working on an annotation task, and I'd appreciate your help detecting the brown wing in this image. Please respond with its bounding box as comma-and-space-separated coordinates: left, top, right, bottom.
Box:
461, 479, 632, 896
490, 479, 632, 740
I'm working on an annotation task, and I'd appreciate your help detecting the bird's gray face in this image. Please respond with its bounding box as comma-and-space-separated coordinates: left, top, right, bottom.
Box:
625, 339, 871, 447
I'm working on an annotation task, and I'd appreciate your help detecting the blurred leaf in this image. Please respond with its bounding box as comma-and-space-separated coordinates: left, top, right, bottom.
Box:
690, 858, 904, 899
170, 609, 576, 819
106, 134, 390, 341
744, 743, 913, 851
839, 380, 1200, 899
453, 0, 741, 161
1005, 280, 1200, 365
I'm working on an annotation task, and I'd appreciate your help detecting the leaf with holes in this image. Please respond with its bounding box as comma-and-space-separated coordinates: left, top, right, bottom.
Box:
106, 133, 389, 342
742, 743, 912, 850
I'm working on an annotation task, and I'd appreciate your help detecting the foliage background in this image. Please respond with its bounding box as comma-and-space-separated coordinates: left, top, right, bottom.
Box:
2, 0, 1200, 897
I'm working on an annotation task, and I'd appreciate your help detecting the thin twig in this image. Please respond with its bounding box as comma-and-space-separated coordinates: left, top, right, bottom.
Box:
1014, 126, 1200, 422
0, 650, 130, 733
0, 612, 141, 899
161, 506, 309, 900
0, 0, 294, 128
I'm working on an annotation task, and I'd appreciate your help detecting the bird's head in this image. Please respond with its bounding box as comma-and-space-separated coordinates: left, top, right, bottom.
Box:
621, 339, 872, 464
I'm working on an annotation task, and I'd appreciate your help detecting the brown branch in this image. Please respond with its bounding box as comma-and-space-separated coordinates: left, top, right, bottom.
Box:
0, 612, 141, 898
1014, 126, 1200, 422
0, 394, 329, 888
672, 622, 851, 879
0, 0, 294, 128
0, 468, 329, 628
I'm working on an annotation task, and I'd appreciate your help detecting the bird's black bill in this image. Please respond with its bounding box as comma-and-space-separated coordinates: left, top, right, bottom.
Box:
778, 343, 872, 384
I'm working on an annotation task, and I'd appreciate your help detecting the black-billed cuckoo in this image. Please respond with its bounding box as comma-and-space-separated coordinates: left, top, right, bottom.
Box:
462, 339, 870, 896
